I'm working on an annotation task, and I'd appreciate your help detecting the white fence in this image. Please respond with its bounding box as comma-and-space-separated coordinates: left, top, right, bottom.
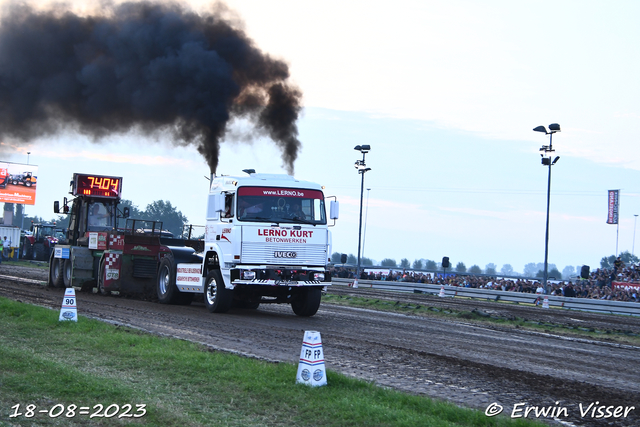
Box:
331, 278, 640, 317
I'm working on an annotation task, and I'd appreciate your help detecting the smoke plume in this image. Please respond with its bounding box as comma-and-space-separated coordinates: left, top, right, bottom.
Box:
0, 1, 302, 174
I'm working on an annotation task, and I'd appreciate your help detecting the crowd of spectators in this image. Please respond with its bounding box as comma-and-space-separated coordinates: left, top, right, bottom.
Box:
330, 259, 640, 303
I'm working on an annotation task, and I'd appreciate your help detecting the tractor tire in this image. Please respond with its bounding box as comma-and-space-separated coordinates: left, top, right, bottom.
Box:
50, 258, 65, 288
97, 258, 111, 296
21, 241, 33, 260
156, 256, 181, 304
291, 287, 322, 317
204, 269, 233, 313
25, 181, 32, 187
33, 243, 46, 261
63, 259, 72, 288
11, 179, 17, 185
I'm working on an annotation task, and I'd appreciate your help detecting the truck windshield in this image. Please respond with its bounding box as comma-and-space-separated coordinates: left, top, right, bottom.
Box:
236, 186, 327, 225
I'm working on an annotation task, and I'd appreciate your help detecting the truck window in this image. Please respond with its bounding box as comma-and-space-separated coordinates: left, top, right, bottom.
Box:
236, 186, 326, 224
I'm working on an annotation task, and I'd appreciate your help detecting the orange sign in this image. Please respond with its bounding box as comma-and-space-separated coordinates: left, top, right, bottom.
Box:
0, 161, 38, 205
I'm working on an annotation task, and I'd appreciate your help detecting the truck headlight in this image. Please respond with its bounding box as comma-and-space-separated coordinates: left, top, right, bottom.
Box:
313, 273, 325, 281
242, 271, 256, 280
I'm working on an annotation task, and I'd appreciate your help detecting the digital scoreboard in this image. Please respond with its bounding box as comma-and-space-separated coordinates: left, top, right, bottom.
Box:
72, 174, 122, 198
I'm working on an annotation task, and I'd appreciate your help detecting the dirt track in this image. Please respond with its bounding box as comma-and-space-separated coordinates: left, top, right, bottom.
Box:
1, 264, 640, 427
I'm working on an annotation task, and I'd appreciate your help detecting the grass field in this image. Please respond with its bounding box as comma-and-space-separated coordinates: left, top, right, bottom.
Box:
0, 296, 546, 427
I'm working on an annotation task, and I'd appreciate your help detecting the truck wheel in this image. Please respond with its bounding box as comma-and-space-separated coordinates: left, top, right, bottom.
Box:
63, 259, 72, 287
97, 258, 111, 296
157, 256, 180, 304
50, 258, 64, 288
291, 287, 322, 317
204, 269, 232, 313
33, 243, 46, 261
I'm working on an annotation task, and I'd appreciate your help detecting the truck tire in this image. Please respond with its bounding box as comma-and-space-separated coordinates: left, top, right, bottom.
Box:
50, 258, 65, 288
157, 256, 180, 304
291, 287, 322, 317
97, 258, 111, 296
33, 243, 46, 261
22, 241, 33, 260
63, 259, 72, 288
204, 269, 232, 313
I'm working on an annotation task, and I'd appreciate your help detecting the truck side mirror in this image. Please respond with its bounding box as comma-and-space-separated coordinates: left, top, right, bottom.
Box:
123, 207, 130, 218
53, 201, 60, 214
330, 200, 339, 220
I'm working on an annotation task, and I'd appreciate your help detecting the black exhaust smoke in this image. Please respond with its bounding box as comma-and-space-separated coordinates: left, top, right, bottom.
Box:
0, 1, 302, 174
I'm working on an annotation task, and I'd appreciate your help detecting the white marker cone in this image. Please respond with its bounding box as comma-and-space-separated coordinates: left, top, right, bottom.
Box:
438, 285, 445, 297
59, 288, 78, 322
542, 295, 550, 309
353, 278, 358, 289
296, 331, 327, 387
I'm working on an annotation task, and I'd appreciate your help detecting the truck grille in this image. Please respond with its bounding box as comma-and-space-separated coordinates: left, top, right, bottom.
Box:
241, 243, 327, 266
132, 258, 157, 278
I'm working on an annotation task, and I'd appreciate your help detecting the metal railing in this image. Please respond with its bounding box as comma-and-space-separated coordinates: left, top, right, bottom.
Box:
331, 278, 640, 317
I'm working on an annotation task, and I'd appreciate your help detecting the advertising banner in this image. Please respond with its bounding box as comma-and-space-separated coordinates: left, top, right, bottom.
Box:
0, 161, 38, 205
606, 190, 619, 224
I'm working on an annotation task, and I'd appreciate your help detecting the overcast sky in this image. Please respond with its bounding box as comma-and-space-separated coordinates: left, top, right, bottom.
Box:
2, 0, 640, 275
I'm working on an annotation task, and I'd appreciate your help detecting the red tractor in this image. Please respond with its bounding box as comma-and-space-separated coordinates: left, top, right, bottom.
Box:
21, 223, 59, 260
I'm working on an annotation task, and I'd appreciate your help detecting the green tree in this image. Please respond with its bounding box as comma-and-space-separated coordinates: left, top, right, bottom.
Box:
425, 260, 437, 270
412, 259, 423, 270
380, 258, 397, 267
141, 200, 188, 237
468, 265, 482, 274
400, 258, 410, 268
362, 257, 373, 266
501, 264, 514, 276
485, 263, 497, 275
331, 252, 342, 263
601, 251, 639, 268
119, 199, 143, 219
536, 267, 562, 280
455, 262, 467, 273
347, 254, 357, 264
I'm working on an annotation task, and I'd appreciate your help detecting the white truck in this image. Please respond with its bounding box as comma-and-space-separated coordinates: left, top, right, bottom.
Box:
157, 170, 339, 316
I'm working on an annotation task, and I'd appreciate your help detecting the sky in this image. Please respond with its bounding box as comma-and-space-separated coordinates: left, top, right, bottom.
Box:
1, 0, 640, 275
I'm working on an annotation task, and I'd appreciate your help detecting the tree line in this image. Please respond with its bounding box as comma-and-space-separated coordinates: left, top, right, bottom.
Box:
331, 250, 640, 280
3, 200, 190, 237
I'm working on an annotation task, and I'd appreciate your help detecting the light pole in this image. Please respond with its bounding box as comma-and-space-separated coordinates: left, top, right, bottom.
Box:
534, 123, 560, 294
633, 214, 638, 257
27, 151, 31, 165
354, 145, 371, 288
362, 188, 371, 260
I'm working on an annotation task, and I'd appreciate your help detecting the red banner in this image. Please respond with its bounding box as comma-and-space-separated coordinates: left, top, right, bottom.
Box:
607, 190, 619, 224
612, 281, 640, 291
0, 161, 38, 205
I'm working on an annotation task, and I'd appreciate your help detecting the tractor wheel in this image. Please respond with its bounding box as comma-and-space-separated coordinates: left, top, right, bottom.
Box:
291, 287, 322, 317
22, 241, 33, 260
157, 256, 180, 304
33, 243, 46, 261
97, 258, 111, 296
204, 269, 233, 313
12, 179, 17, 185
63, 259, 72, 287
50, 258, 65, 288
25, 181, 32, 187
